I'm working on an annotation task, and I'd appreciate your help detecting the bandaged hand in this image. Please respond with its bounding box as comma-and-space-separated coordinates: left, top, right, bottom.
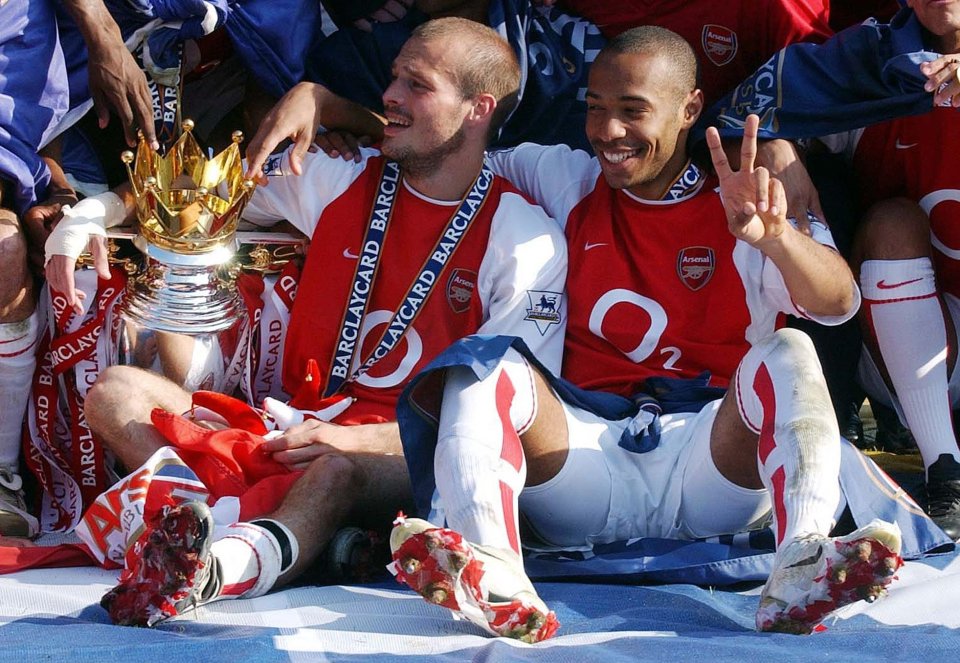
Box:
44, 191, 126, 314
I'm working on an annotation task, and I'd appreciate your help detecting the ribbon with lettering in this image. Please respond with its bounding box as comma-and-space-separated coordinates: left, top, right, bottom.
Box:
663, 161, 707, 201
131, 34, 183, 150
323, 160, 399, 396
323, 162, 494, 397
59, 269, 125, 509
238, 262, 300, 405
22, 322, 79, 533
23, 268, 126, 532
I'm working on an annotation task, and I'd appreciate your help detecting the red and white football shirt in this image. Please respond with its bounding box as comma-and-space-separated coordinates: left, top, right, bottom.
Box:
242, 148, 567, 420
488, 143, 854, 396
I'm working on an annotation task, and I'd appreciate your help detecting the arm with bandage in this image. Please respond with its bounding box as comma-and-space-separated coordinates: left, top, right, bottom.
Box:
43, 187, 135, 314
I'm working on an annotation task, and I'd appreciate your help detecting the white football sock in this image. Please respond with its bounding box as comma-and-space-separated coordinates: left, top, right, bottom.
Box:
210, 518, 298, 599
735, 329, 842, 549
434, 348, 537, 554
0, 313, 39, 471
861, 258, 960, 470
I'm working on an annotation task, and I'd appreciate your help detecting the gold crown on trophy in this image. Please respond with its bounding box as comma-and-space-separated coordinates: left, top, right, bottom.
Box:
121, 119, 256, 253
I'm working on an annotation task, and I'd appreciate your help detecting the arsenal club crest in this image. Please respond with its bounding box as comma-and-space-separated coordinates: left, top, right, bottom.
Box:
677, 247, 715, 291
447, 268, 477, 313
701, 24, 738, 67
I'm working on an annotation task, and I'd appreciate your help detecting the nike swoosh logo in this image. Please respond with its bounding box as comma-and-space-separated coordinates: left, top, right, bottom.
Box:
584, 242, 608, 251
876, 278, 923, 289
343, 248, 359, 259
895, 139, 917, 150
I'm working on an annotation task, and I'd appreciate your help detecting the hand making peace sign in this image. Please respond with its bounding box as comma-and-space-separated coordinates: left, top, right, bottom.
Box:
705, 114, 790, 248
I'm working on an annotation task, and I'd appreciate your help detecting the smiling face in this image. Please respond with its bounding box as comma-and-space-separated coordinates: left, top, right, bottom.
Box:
380, 34, 474, 178
585, 49, 701, 199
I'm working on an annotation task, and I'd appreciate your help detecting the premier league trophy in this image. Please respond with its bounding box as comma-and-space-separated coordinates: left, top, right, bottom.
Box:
113, 120, 256, 392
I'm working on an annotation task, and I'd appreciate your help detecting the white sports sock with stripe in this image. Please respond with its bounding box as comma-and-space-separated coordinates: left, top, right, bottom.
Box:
434, 348, 537, 554
860, 258, 960, 471
210, 518, 298, 599
0, 313, 39, 471
734, 329, 842, 549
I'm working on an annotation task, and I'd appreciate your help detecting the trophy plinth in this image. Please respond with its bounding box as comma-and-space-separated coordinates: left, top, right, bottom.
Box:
112, 121, 257, 393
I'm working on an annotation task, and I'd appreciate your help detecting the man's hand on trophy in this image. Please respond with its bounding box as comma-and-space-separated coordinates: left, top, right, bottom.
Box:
87, 40, 157, 148
44, 192, 128, 314
62, 0, 158, 148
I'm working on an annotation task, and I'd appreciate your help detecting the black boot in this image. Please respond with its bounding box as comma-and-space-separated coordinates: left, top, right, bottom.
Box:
840, 401, 865, 448
926, 454, 960, 541
324, 527, 388, 583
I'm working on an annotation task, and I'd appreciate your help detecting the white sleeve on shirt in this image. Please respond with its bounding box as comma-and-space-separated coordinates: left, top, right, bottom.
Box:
485, 143, 601, 229
475, 191, 568, 375
241, 146, 379, 237
758, 217, 861, 325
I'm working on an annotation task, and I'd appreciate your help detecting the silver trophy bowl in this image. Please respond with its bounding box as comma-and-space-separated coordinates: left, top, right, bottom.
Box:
113, 237, 247, 393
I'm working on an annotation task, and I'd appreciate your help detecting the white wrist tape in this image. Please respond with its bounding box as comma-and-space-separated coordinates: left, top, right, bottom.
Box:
44, 191, 125, 265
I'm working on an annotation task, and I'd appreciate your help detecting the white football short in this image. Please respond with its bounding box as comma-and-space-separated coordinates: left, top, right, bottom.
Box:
518, 396, 770, 548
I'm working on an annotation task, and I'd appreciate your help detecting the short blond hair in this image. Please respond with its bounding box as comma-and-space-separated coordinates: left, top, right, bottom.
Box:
412, 17, 521, 140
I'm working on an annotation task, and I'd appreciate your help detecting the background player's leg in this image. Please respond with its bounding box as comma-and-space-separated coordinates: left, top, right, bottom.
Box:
853, 197, 960, 536
0, 207, 39, 536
